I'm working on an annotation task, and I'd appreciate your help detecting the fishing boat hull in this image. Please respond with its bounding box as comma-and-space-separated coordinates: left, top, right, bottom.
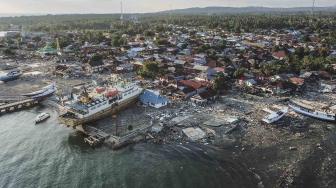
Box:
289, 104, 336, 122
23, 83, 56, 100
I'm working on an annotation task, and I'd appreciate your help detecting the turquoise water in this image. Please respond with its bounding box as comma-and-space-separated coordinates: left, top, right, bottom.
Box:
0, 105, 257, 188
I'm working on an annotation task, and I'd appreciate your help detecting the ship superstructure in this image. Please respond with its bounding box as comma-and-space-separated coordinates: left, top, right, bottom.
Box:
59, 80, 143, 129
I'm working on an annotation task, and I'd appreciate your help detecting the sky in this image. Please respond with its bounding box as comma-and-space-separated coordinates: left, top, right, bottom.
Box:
0, 0, 335, 14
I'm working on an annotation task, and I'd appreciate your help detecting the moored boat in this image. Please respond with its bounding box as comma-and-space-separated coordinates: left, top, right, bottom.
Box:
289, 99, 336, 121
35, 113, 51, 124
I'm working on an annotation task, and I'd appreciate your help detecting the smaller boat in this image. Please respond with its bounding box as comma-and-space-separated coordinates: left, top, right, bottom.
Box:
0, 69, 22, 82
35, 113, 50, 124
262, 107, 288, 124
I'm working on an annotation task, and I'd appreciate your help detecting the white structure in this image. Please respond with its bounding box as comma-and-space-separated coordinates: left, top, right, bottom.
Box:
262, 107, 288, 124
289, 100, 336, 121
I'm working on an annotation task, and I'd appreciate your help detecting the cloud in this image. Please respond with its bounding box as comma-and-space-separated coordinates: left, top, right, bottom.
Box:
0, 0, 335, 14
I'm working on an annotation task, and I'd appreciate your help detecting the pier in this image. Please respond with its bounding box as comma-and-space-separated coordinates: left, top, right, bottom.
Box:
0, 98, 39, 115
83, 121, 153, 149
84, 126, 111, 147
0, 96, 29, 103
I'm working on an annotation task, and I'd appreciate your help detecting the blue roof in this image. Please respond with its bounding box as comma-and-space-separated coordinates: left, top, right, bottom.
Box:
140, 90, 169, 105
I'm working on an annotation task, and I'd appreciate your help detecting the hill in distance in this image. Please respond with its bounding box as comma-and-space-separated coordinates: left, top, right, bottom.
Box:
158, 6, 336, 15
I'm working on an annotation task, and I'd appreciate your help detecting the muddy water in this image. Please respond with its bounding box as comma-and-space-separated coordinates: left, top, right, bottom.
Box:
0, 105, 259, 188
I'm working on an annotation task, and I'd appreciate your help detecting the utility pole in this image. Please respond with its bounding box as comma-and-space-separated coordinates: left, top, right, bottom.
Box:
312, 0, 316, 16
120, 0, 124, 24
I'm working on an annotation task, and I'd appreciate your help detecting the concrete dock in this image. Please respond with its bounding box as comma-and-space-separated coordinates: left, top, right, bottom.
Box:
0, 99, 39, 114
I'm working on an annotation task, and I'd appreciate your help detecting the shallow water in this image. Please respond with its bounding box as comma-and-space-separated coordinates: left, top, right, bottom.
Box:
0, 105, 258, 188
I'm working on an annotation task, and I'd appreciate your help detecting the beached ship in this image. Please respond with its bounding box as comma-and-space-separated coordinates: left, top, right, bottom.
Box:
58, 82, 143, 130
262, 107, 288, 124
0, 69, 22, 82
289, 99, 336, 121
22, 83, 57, 100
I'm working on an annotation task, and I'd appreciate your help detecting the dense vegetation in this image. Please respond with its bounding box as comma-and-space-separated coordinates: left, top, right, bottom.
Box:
0, 13, 335, 33
1, 13, 335, 77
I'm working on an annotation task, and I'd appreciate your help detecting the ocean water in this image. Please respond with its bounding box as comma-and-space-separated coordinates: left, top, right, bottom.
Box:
0, 105, 258, 188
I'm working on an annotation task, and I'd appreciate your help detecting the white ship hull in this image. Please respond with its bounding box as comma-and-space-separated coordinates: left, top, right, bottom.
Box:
59, 84, 143, 129
289, 104, 336, 121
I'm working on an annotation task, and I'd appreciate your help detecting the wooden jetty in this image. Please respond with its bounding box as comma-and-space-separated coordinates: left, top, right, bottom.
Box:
0, 99, 39, 115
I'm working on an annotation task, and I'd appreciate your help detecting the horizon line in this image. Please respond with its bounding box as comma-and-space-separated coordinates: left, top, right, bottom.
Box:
1, 5, 335, 17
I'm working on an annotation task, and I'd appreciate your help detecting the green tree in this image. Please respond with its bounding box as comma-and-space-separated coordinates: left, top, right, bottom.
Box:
138, 61, 160, 79
212, 72, 229, 94
233, 68, 248, 78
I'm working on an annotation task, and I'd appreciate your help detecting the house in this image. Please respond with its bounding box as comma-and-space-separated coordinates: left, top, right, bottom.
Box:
127, 47, 145, 58
192, 65, 209, 73
37, 43, 57, 56
245, 79, 257, 87
272, 51, 286, 60
329, 50, 336, 58
193, 54, 207, 65
288, 77, 305, 92
140, 89, 169, 108
178, 80, 208, 94
86, 58, 104, 73
190, 89, 216, 105
319, 81, 336, 93
239, 78, 257, 87
116, 63, 133, 73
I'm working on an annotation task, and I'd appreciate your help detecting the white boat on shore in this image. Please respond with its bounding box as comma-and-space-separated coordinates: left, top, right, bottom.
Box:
289, 99, 336, 122
262, 107, 288, 124
35, 113, 50, 124
22, 83, 57, 100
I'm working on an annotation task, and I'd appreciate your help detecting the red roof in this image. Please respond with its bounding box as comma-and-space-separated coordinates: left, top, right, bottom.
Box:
272, 51, 286, 59
289, 77, 305, 86
179, 80, 208, 90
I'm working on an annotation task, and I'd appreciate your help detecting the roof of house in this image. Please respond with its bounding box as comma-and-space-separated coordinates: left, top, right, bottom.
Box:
245, 79, 257, 85
89, 60, 104, 67
179, 80, 208, 90
272, 51, 286, 59
289, 77, 305, 86
140, 90, 169, 104
213, 67, 225, 73
193, 65, 209, 72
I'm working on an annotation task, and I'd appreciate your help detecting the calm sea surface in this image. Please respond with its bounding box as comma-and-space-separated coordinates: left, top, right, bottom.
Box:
0, 105, 258, 188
